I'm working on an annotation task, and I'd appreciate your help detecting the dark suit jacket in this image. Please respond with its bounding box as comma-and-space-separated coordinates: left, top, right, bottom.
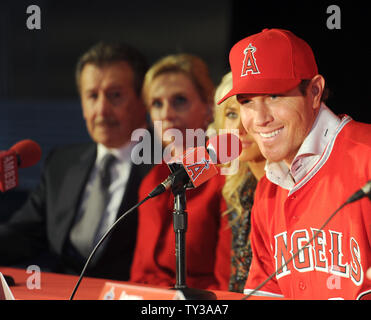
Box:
0, 142, 153, 281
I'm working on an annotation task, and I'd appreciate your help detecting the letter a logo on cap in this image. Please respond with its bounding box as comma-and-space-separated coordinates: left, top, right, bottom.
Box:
241, 43, 260, 76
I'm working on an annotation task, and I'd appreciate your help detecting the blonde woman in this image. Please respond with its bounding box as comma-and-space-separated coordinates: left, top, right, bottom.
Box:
211, 72, 266, 292
130, 54, 231, 290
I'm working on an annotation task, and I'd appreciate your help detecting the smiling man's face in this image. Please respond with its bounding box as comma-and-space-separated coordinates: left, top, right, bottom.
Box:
237, 80, 320, 167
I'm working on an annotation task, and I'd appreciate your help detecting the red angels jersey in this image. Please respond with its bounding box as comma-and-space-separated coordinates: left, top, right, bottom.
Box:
245, 119, 371, 299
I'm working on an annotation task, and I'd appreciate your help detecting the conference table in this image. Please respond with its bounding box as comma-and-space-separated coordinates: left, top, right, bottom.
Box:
1, 267, 360, 320
0, 266, 249, 300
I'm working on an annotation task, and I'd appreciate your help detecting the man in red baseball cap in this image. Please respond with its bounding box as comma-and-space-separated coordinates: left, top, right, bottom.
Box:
220, 28, 371, 300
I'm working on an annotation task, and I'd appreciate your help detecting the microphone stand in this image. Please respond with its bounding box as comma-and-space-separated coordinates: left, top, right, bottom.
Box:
170, 171, 216, 300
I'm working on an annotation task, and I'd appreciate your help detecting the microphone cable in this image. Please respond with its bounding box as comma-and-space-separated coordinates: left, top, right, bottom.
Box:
69, 181, 170, 300
242, 180, 370, 300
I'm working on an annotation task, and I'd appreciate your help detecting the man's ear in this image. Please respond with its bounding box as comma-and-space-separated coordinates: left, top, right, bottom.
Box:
309, 74, 325, 109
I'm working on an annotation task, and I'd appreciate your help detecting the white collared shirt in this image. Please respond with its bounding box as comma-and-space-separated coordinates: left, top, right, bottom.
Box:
78, 141, 135, 244
265, 103, 342, 191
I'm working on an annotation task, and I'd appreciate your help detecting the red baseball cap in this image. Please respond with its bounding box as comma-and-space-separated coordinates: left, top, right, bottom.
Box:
218, 28, 318, 104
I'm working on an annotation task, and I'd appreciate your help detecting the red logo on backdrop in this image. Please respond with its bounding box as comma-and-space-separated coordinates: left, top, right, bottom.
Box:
241, 43, 260, 76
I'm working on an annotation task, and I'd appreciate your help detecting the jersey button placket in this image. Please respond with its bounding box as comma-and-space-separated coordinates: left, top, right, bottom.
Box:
285, 193, 298, 225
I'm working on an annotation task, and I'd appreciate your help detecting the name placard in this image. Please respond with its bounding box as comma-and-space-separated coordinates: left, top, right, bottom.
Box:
99, 282, 185, 300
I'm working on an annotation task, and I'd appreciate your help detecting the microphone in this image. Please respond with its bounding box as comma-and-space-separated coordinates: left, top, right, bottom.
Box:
346, 180, 371, 203
69, 133, 241, 300
0, 140, 42, 192
148, 133, 242, 198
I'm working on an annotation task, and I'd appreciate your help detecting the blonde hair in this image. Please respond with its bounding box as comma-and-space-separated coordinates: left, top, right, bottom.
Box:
212, 72, 233, 132
142, 53, 215, 110
210, 71, 249, 223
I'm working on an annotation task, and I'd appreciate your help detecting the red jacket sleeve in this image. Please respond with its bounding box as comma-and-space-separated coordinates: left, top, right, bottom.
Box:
209, 193, 231, 291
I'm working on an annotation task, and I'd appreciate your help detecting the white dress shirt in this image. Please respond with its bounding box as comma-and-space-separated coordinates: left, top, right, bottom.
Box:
77, 141, 135, 245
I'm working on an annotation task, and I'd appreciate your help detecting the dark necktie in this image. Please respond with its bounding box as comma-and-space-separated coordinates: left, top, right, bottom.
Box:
70, 153, 116, 259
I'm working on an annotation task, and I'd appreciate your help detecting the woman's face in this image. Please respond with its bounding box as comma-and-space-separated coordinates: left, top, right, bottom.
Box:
222, 99, 264, 163
147, 72, 210, 149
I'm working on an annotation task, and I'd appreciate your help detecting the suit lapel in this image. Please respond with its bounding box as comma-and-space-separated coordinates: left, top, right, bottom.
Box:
54, 144, 96, 253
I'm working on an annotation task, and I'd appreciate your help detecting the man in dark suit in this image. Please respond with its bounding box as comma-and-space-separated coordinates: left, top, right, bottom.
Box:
0, 42, 153, 281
